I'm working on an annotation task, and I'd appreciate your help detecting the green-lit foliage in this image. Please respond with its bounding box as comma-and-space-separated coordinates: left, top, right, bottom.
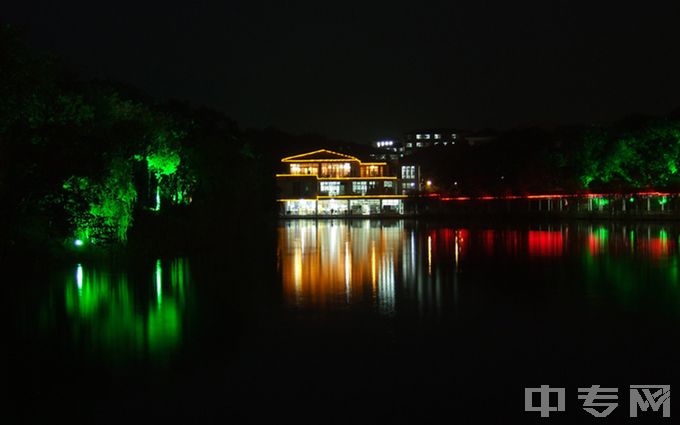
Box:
147, 140, 181, 177
1, 27, 276, 250
144, 126, 195, 210
63, 158, 137, 243
579, 120, 680, 189
90, 158, 137, 242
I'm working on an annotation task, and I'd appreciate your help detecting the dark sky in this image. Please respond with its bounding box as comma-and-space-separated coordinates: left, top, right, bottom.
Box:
5, 1, 680, 142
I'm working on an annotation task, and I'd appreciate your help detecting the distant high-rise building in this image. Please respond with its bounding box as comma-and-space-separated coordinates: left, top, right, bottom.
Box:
403, 129, 462, 151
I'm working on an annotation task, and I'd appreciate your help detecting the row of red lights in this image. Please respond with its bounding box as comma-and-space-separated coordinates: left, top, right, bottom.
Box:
423, 191, 673, 201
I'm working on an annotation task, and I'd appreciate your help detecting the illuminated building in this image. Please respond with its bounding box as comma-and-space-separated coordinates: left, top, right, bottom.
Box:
369, 129, 496, 160
403, 129, 496, 152
276, 149, 409, 216
404, 130, 460, 150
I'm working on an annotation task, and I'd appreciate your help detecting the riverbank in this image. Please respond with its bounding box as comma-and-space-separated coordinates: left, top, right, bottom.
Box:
1, 208, 278, 263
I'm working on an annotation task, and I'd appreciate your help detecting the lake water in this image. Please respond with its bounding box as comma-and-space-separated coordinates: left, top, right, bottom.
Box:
10, 220, 680, 423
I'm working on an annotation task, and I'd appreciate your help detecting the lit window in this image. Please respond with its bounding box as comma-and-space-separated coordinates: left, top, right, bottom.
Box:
320, 162, 351, 177
384, 181, 394, 188
320, 181, 341, 196
434, 134, 442, 139
416, 142, 423, 147
363, 165, 381, 177
406, 143, 413, 148
416, 134, 431, 140
290, 163, 318, 175
352, 181, 368, 195
401, 165, 416, 179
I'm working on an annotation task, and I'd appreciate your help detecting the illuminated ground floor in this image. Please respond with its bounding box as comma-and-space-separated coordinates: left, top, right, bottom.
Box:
280, 198, 405, 216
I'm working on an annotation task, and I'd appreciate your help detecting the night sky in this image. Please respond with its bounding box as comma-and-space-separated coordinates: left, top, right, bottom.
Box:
5, 1, 680, 143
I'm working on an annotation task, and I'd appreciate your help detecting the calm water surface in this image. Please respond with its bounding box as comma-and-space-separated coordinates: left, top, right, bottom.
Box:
10, 220, 680, 423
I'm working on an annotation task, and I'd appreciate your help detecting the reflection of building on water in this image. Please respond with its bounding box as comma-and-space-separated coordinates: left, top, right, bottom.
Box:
63, 259, 190, 357
280, 220, 400, 313
278, 221, 680, 321
279, 220, 462, 316
280, 222, 680, 316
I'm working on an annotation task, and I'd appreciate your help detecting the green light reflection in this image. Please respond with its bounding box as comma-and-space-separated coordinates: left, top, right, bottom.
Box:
64, 259, 190, 359
587, 227, 609, 256
156, 259, 162, 306
582, 225, 680, 313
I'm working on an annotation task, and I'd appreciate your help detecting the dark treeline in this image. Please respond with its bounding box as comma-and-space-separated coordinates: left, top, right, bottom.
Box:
412, 114, 680, 197
0, 26, 277, 256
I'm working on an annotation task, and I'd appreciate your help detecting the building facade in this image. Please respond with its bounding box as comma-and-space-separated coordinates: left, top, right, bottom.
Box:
276, 149, 408, 216
369, 129, 496, 160
399, 163, 421, 194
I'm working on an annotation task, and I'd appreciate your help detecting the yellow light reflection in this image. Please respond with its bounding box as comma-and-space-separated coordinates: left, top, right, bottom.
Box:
454, 236, 459, 269
428, 236, 432, 275
344, 240, 352, 301
293, 240, 303, 301
371, 240, 377, 292
279, 221, 401, 311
